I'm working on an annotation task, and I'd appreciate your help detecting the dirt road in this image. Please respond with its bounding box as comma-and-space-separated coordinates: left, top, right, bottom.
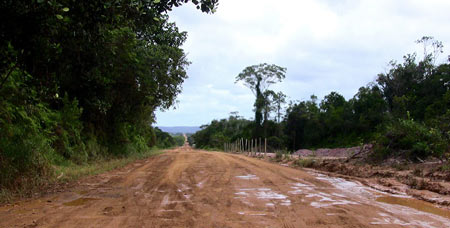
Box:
1, 146, 450, 227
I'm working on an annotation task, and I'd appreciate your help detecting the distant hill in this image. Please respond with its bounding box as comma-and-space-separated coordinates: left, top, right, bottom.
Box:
157, 126, 201, 134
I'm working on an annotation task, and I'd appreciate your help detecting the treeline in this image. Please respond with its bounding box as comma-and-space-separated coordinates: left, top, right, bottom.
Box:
0, 1, 217, 191
192, 37, 449, 161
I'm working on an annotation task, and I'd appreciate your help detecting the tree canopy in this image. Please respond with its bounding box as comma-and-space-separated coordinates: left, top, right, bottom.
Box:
235, 63, 286, 137
0, 0, 218, 191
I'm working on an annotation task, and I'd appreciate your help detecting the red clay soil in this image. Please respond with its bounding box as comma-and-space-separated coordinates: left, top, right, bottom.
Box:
1, 145, 449, 227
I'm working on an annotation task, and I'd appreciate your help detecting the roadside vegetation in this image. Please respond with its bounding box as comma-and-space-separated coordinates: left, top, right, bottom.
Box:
0, 0, 218, 201
191, 37, 449, 163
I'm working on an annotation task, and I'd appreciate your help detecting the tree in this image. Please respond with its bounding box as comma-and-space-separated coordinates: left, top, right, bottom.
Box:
416, 36, 443, 64
266, 91, 287, 123
0, 0, 220, 190
235, 63, 286, 137
350, 84, 387, 138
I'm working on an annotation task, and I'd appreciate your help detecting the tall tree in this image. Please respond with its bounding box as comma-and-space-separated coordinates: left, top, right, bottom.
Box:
235, 63, 286, 137
273, 91, 287, 123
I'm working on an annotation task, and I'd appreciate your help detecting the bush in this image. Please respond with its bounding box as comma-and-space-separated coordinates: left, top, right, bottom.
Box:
0, 70, 54, 189
374, 117, 447, 161
52, 94, 86, 163
294, 158, 316, 168
173, 135, 186, 147
275, 150, 283, 161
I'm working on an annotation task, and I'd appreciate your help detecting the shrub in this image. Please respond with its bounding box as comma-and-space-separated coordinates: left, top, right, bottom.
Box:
294, 158, 316, 168
0, 70, 55, 189
374, 117, 447, 161
52, 94, 86, 163
275, 150, 283, 161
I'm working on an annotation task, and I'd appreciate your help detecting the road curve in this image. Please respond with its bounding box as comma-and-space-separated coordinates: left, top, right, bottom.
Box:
1, 146, 449, 227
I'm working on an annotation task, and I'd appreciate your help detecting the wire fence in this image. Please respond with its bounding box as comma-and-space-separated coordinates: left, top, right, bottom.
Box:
223, 138, 269, 156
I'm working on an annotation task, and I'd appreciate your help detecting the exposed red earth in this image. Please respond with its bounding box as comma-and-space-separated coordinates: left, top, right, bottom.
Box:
1, 145, 449, 227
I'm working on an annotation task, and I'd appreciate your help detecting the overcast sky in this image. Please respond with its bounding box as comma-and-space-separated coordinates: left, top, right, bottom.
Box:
155, 0, 450, 127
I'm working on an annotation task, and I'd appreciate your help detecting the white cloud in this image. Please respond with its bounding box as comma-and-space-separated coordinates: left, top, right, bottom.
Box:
156, 0, 450, 126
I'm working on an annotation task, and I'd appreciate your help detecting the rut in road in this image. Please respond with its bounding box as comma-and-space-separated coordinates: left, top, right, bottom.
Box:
1, 145, 449, 227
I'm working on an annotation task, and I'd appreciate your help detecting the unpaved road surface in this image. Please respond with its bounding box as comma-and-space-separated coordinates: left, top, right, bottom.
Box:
1, 146, 450, 227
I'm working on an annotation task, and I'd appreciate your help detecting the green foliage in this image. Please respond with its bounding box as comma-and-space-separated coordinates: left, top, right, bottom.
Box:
154, 127, 178, 149
0, 1, 217, 192
172, 134, 186, 147
235, 63, 286, 137
294, 158, 316, 168
191, 114, 252, 149
440, 162, 450, 172
284, 92, 360, 150
275, 150, 283, 161
374, 118, 447, 160
0, 70, 54, 189
52, 94, 86, 163
351, 84, 387, 135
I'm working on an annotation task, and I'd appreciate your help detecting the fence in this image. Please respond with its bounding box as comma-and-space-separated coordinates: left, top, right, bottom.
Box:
223, 138, 268, 156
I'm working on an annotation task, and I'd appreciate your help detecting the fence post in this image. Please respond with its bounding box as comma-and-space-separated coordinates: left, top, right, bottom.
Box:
254, 139, 256, 157
247, 139, 249, 155
250, 139, 254, 156
239, 139, 242, 153
265, 138, 267, 157
245, 139, 247, 154
258, 138, 260, 156
252, 139, 254, 156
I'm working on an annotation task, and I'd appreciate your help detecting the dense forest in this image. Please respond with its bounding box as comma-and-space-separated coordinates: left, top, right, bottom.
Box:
0, 0, 217, 192
192, 37, 449, 161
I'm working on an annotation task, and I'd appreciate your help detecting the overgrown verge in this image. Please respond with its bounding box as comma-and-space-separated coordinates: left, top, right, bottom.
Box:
0, 148, 163, 204
0, 70, 179, 202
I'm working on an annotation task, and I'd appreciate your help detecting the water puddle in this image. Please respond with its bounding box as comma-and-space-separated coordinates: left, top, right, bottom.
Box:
238, 211, 267, 216
236, 174, 259, 180
234, 187, 290, 207
314, 173, 384, 198
280, 199, 291, 206
371, 215, 435, 227
309, 172, 450, 226
377, 196, 450, 219
63, 198, 99, 206
256, 191, 287, 200
306, 192, 358, 208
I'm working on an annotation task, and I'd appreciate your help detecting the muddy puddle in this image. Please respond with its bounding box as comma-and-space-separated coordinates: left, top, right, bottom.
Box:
377, 196, 450, 219
234, 174, 291, 209
236, 174, 259, 180
309, 171, 450, 226
63, 198, 99, 206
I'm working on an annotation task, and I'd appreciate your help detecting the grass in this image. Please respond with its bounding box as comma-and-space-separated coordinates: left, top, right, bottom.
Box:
0, 189, 12, 204
440, 161, 450, 172
294, 158, 316, 168
0, 148, 163, 204
54, 148, 163, 182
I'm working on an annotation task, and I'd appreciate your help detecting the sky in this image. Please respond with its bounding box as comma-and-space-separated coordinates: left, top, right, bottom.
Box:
155, 0, 450, 127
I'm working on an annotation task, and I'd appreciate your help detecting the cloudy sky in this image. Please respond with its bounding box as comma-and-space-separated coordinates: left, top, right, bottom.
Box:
155, 0, 450, 127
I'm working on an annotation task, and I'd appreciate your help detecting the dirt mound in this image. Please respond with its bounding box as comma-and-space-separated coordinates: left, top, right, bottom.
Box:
294, 145, 371, 158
